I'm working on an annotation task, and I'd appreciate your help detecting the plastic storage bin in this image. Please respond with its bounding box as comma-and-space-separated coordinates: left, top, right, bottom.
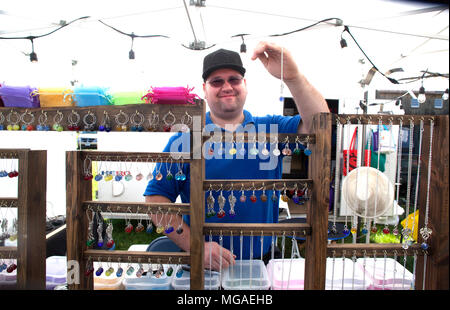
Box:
122, 264, 175, 290
93, 262, 124, 290
357, 257, 414, 290
221, 260, 270, 290
46, 256, 67, 290
171, 268, 220, 290
326, 257, 369, 290
266, 258, 305, 290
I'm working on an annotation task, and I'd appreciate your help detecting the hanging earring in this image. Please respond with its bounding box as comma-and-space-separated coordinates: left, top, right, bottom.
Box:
124, 157, 133, 181
229, 133, 237, 156
146, 155, 155, 181
36, 111, 50, 131
293, 137, 301, 155
291, 183, 300, 204
175, 258, 184, 278
166, 258, 174, 276
0, 112, 5, 130
135, 156, 144, 181
52, 111, 64, 131
85, 257, 94, 276
260, 135, 269, 156
164, 209, 174, 234
114, 110, 129, 131
95, 257, 104, 276
180, 111, 192, 133
130, 110, 145, 132
106, 210, 115, 249
175, 158, 186, 181
96, 209, 104, 247
148, 110, 159, 132
83, 110, 97, 131
68, 110, 81, 131
281, 183, 289, 202
116, 258, 123, 277
94, 157, 103, 182
217, 186, 226, 218
228, 184, 237, 218
135, 207, 145, 233
6, 110, 20, 131
239, 184, 247, 203
272, 135, 281, 156
104, 157, 114, 181
86, 206, 95, 247
99, 111, 112, 132
282, 137, 292, 156
105, 257, 114, 276
124, 207, 134, 234
249, 136, 259, 156
176, 208, 184, 234
271, 183, 278, 201
115, 158, 123, 182
146, 207, 154, 234
238, 133, 246, 156
155, 207, 165, 234
136, 260, 145, 278
20, 109, 35, 131
165, 158, 174, 180
162, 110, 176, 132
83, 156, 93, 181
126, 257, 135, 276
304, 136, 312, 156
155, 156, 163, 181
206, 185, 216, 218
250, 184, 257, 203
260, 184, 268, 202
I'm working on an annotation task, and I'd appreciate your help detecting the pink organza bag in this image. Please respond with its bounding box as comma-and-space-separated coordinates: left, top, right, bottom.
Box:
141, 86, 200, 104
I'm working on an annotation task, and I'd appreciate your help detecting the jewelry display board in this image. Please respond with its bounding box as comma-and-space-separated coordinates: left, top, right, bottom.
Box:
0, 149, 47, 289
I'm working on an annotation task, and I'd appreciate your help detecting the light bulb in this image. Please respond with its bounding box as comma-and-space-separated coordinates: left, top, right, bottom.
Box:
30, 51, 38, 63
442, 88, 449, 101
418, 86, 426, 104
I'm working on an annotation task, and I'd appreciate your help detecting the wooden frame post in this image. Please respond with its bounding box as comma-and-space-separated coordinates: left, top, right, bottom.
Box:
304, 113, 332, 290
416, 115, 449, 290
16, 150, 47, 290
66, 151, 92, 289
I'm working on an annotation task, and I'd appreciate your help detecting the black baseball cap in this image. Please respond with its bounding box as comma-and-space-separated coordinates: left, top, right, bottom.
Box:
202, 48, 246, 81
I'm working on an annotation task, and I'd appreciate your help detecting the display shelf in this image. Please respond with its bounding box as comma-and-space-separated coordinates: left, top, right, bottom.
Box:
0, 148, 47, 289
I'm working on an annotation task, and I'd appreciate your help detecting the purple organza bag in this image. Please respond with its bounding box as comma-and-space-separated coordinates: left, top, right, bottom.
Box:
0, 85, 40, 108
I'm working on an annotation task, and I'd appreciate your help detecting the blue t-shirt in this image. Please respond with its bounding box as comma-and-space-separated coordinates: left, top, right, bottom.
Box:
144, 110, 301, 259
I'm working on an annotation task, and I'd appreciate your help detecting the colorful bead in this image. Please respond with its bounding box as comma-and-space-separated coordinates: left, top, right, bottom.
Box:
105, 267, 114, 277
166, 266, 174, 276
156, 225, 164, 234
124, 223, 133, 234
176, 226, 184, 234
146, 224, 153, 234
95, 267, 104, 276
176, 268, 183, 278
421, 242, 429, 250
135, 223, 145, 233
350, 227, 357, 234
362, 228, 368, 234
164, 226, 174, 234
126, 266, 135, 276
371, 226, 378, 233
239, 194, 246, 202
106, 240, 115, 248
217, 210, 226, 218
383, 227, 390, 234
304, 149, 312, 156
116, 267, 123, 277
260, 193, 268, 202
392, 228, 399, 236
250, 195, 257, 203
6, 263, 17, 273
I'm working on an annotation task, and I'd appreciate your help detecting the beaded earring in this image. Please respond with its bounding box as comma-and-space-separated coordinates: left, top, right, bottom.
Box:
146, 207, 154, 234
206, 185, 216, 218
0, 112, 5, 130
272, 136, 281, 156
124, 207, 134, 234
176, 209, 184, 234
165, 158, 174, 181
52, 111, 64, 131
135, 207, 145, 233
135, 156, 144, 181
105, 258, 114, 276
217, 186, 226, 218
155, 207, 164, 234
148, 110, 159, 132
282, 137, 292, 156
154, 157, 163, 181
20, 110, 35, 131
6, 110, 20, 131
86, 206, 95, 247
68, 110, 81, 131
162, 110, 176, 132
95, 257, 104, 276
83, 110, 97, 131
239, 184, 246, 203
146, 156, 155, 181
116, 258, 124, 277
94, 157, 103, 182
85, 257, 94, 277
175, 159, 186, 181
105, 208, 115, 249
180, 111, 192, 133
228, 184, 237, 217
130, 110, 145, 132
114, 110, 129, 131
96, 210, 104, 247
83, 156, 93, 181
164, 209, 174, 234
126, 257, 135, 276
99, 111, 112, 132
36, 111, 50, 131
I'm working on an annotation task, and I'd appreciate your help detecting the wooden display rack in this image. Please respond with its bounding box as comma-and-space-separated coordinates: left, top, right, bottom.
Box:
64, 104, 448, 290
0, 148, 47, 289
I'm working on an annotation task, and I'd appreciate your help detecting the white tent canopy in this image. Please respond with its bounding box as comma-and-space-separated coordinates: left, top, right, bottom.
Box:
1, 0, 448, 114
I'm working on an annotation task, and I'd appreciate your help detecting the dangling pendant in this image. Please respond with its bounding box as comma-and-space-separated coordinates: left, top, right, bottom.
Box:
116, 266, 123, 277
126, 265, 135, 276
217, 190, 226, 218
361, 225, 368, 235
125, 222, 133, 234
166, 266, 174, 276
249, 142, 259, 156
156, 224, 165, 234
163, 110, 176, 132
96, 218, 104, 247
206, 189, 216, 218
106, 221, 115, 248
228, 191, 237, 218
350, 226, 357, 234
95, 265, 104, 277
250, 190, 257, 203
260, 190, 268, 202
135, 222, 145, 233
371, 226, 378, 233
176, 265, 184, 278
105, 266, 114, 277
260, 143, 269, 156
382, 225, 390, 234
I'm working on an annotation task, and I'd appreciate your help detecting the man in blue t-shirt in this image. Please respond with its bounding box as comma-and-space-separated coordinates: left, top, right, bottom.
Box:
144, 41, 329, 271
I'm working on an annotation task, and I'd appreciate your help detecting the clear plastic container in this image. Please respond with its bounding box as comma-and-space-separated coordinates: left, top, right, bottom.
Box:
93, 262, 124, 290
221, 260, 270, 290
46, 256, 67, 290
0, 259, 17, 289
326, 257, 369, 290
357, 257, 414, 290
171, 269, 220, 290
122, 264, 175, 290
266, 258, 305, 290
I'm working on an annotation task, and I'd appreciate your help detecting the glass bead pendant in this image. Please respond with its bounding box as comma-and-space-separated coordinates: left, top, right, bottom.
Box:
156, 225, 164, 234
126, 266, 135, 276
105, 267, 114, 277
176, 226, 184, 234
146, 223, 153, 234
392, 228, 399, 236
106, 239, 115, 248
260, 192, 268, 202
304, 148, 312, 156
164, 225, 174, 234
362, 227, 368, 234
176, 267, 184, 278
135, 222, 145, 233
135, 173, 144, 181
166, 266, 174, 276
124, 223, 133, 234
282, 145, 292, 156
95, 267, 104, 277
371, 226, 378, 233
421, 242, 429, 250
166, 172, 174, 181
155, 172, 163, 181
382, 226, 390, 234
343, 226, 349, 234
249, 144, 259, 156
124, 173, 133, 181
281, 194, 289, 202
239, 191, 246, 202
229, 145, 237, 155
147, 172, 153, 181
116, 267, 123, 277
94, 174, 103, 182
250, 193, 257, 203
261, 144, 269, 156
350, 227, 357, 234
